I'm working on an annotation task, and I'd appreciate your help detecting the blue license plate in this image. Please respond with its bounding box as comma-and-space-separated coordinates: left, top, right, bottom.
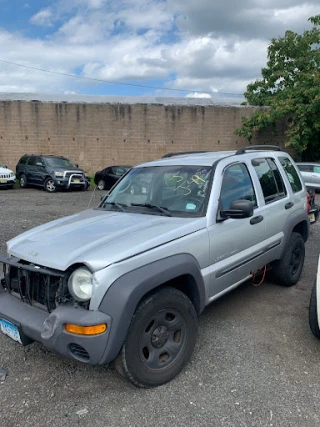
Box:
0, 318, 22, 344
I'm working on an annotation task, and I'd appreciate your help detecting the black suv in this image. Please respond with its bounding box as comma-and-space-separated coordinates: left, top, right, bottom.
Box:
16, 155, 90, 192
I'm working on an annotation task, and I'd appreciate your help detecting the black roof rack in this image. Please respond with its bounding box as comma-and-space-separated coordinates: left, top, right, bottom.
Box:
162, 150, 211, 158
236, 145, 282, 155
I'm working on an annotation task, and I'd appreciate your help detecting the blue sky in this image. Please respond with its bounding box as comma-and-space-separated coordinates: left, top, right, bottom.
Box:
0, 0, 318, 99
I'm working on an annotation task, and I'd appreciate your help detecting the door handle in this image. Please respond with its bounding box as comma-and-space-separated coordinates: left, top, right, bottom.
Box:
285, 202, 294, 209
250, 215, 263, 225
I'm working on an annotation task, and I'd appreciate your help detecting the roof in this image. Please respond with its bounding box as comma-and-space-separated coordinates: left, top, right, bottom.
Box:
296, 162, 320, 165
140, 151, 234, 167
0, 92, 248, 107
137, 146, 286, 168
22, 154, 65, 158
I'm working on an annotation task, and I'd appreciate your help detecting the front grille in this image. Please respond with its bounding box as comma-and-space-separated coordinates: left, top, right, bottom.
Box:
1, 259, 68, 313
65, 171, 84, 179
0, 174, 11, 179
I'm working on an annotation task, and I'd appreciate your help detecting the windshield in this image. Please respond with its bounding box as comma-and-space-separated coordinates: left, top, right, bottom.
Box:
100, 165, 213, 217
0, 162, 5, 168
45, 157, 76, 168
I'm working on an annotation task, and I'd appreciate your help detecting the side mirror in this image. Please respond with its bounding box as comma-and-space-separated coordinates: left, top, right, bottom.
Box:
75, 164, 79, 168
220, 199, 253, 219
4, 165, 7, 168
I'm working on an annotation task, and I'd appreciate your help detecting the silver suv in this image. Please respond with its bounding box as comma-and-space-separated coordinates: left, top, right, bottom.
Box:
0, 146, 309, 387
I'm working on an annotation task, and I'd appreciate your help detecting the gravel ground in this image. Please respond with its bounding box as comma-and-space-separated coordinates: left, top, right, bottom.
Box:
1, 187, 320, 427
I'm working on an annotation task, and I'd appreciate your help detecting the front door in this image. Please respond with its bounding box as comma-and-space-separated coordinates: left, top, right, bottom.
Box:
208, 162, 266, 298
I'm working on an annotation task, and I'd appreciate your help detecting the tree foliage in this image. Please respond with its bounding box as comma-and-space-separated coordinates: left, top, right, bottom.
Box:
236, 15, 320, 160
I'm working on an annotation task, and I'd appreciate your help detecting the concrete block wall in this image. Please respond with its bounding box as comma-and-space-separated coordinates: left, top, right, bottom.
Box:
0, 100, 286, 174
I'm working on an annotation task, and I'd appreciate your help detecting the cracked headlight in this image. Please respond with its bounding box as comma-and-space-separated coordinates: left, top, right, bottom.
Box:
68, 267, 93, 301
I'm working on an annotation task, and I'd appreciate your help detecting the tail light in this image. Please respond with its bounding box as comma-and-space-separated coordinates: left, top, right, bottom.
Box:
307, 192, 311, 213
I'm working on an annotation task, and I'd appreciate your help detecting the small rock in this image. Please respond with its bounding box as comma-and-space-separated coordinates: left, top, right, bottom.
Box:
76, 408, 88, 416
0, 368, 7, 381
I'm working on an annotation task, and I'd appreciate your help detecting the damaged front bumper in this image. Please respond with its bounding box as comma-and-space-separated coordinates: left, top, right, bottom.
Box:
0, 256, 112, 365
0, 286, 112, 364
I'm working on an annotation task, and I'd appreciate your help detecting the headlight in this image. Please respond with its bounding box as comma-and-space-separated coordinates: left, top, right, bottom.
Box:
54, 171, 64, 177
68, 267, 93, 301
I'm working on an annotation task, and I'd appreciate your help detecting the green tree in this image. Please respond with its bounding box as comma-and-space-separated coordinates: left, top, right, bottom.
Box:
236, 15, 320, 160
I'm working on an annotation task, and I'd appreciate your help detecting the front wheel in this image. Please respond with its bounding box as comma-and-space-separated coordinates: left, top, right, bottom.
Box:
19, 174, 27, 188
114, 287, 198, 388
272, 232, 305, 287
44, 178, 56, 193
309, 281, 320, 338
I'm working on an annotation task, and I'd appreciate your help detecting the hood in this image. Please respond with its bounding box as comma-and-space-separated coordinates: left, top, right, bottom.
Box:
7, 209, 205, 271
0, 166, 14, 175
48, 166, 84, 173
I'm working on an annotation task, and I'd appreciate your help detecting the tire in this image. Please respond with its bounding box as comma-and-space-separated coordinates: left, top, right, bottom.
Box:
97, 179, 105, 190
19, 174, 27, 188
309, 281, 320, 338
44, 178, 57, 193
114, 287, 198, 388
272, 232, 305, 287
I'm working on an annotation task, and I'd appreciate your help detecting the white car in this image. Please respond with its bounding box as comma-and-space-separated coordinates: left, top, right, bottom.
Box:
0, 162, 16, 189
309, 256, 320, 338
296, 162, 320, 190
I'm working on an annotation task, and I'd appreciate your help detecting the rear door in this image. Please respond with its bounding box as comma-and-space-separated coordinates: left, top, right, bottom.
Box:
250, 157, 291, 253
25, 156, 36, 184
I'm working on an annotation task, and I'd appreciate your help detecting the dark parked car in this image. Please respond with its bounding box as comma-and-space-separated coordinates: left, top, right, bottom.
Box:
94, 165, 131, 190
16, 154, 90, 193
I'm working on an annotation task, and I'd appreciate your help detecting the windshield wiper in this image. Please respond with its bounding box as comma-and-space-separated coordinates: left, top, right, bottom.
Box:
103, 201, 128, 212
131, 203, 172, 216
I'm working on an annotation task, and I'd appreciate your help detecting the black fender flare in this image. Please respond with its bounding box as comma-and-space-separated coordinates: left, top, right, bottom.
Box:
98, 253, 205, 364
277, 209, 309, 259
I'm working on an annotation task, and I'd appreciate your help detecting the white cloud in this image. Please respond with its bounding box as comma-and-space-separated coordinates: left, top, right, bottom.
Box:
2, 0, 319, 97
30, 8, 54, 27
186, 92, 212, 98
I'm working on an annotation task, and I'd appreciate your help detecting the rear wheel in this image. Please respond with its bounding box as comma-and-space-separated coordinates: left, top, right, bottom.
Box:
97, 179, 105, 190
114, 287, 198, 388
309, 281, 320, 338
272, 232, 305, 286
19, 174, 27, 188
44, 178, 56, 193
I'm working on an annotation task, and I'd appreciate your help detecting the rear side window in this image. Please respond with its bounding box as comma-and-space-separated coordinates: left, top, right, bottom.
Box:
279, 157, 303, 193
18, 156, 28, 165
252, 158, 287, 203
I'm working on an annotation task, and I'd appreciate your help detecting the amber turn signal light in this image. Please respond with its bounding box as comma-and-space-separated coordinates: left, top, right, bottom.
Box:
65, 323, 107, 335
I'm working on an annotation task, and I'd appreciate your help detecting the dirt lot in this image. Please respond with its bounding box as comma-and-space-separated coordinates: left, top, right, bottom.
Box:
1, 187, 320, 427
